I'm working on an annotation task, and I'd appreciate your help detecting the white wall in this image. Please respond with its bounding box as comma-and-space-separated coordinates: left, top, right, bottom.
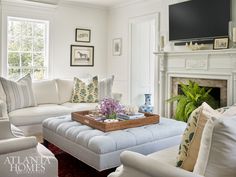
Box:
106, 0, 185, 104
0, 1, 108, 79
52, 4, 108, 79
107, 0, 236, 105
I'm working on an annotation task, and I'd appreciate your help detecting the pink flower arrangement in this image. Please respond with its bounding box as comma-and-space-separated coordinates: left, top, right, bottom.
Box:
99, 98, 124, 119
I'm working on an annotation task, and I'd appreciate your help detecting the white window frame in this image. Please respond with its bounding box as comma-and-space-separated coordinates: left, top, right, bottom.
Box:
6, 16, 49, 80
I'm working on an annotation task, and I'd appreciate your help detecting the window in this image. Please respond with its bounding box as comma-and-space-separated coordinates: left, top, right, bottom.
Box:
7, 17, 49, 80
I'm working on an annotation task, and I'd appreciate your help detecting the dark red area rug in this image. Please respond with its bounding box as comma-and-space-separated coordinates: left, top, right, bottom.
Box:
48, 143, 115, 177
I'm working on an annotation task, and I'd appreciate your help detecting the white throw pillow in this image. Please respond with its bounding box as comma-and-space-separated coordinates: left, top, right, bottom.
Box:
56, 79, 74, 104
32, 80, 59, 105
98, 75, 114, 100
0, 74, 37, 112
193, 116, 236, 177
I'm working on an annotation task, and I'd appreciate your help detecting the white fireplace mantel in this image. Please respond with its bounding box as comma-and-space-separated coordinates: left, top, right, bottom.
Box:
154, 49, 236, 117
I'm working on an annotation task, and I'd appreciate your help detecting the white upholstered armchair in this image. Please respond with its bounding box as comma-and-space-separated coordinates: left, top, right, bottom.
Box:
0, 119, 58, 177
109, 116, 236, 177
108, 146, 203, 177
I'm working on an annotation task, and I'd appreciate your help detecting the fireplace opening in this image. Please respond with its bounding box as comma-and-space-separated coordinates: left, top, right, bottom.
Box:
171, 77, 227, 117
177, 85, 221, 108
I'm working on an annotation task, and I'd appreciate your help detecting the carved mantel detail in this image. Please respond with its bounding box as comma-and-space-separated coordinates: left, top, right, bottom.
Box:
154, 49, 236, 117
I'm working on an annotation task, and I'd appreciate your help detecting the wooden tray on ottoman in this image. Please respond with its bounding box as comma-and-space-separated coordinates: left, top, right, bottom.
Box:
71, 111, 160, 132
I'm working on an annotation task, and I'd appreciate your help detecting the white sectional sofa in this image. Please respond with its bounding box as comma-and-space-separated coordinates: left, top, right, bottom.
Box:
0, 78, 101, 136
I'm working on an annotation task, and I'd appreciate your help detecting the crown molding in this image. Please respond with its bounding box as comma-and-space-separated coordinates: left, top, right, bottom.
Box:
0, 0, 58, 10
109, 0, 155, 9
58, 0, 108, 11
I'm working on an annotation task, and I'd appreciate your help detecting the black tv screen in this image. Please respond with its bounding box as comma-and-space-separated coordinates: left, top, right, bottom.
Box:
169, 0, 231, 41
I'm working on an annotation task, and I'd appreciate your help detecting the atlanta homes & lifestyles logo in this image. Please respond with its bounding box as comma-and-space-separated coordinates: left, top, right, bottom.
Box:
4, 156, 51, 175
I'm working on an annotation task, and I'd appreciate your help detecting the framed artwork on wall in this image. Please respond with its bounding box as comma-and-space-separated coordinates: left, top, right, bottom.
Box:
75, 28, 91, 42
213, 37, 229, 50
113, 38, 122, 56
70, 45, 94, 66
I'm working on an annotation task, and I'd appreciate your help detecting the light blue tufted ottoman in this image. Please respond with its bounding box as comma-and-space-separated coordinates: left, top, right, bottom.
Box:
42, 115, 186, 171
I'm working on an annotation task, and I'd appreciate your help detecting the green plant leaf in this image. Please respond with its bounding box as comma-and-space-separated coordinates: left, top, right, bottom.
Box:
166, 80, 218, 122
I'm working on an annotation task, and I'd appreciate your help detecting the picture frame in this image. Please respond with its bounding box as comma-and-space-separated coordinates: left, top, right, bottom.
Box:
113, 38, 122, 56
75, 28, 91, 42
213, 37, 229, 50
70, 45, 94, 67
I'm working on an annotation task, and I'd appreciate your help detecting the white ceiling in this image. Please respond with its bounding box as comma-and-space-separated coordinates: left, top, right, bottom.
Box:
67, 0, 138, 7
23, 0, 141, 7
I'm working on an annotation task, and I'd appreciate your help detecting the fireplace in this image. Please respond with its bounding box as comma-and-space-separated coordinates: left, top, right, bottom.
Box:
154, 49, 236, 117
171, 77, 227, 117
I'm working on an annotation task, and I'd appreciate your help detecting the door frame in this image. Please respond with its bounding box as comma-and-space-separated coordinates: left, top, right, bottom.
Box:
128, 12, 160, 112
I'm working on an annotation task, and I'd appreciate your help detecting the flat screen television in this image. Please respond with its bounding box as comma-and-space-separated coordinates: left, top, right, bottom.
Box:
169, 0, 231, 41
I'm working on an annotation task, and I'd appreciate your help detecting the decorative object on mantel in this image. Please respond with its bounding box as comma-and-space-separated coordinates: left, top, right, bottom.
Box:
185, 41, 205, 51
113, 38, 122, 56
233, 27, 236, 48
167, 81, 218, 122
70, 45, 94, 66
75, 28, 91, 42
139, 94, 154, 113
229, 21, 236, 48
213, 37, 229, 50
159, 35, 165, 51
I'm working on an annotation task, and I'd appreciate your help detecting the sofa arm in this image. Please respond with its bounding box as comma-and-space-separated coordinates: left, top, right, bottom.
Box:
0, 99, 8, 119
109, 151, 204, 177
0, 136, 37, 155
0, 120, 15, 139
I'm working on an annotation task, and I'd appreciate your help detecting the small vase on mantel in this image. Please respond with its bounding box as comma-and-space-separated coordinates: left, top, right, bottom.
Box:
139, 94, 154, 113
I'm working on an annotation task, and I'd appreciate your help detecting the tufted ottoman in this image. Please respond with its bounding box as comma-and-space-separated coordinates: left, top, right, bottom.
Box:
42, 115, 186, 171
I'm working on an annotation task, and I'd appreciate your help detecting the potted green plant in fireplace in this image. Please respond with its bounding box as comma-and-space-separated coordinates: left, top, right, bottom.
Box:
167, 80, 218, 122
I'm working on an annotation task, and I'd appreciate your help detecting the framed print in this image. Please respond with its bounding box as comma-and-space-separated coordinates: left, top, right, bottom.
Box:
213, 37, 229, 50
113, 38, 122, 56
70, 45, 94, 67
75, 28, 91, 42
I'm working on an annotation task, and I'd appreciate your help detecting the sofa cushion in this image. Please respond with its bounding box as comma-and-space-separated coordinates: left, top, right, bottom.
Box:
148, 146, 178, 166
176, 102, 221, 171
62, 102, 98, 112
9, 104, 72, 126
71, 76, 98, 103
193, 116, 236, 177
56, 79, 73, 104
98, 75, 114, 100
0, 74, 37, 112
33, 80, 59, 104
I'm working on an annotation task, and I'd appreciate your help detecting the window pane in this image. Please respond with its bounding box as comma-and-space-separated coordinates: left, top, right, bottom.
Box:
8, 52, 20, 67
22, 68, 33, 76
33, 53, 44, 67
21, 22, 32, 37
34, 23, 45, 37
8, 68, 20, 80
7, 17, 48, 80
34, 68, 45, 80
21, 53, 32, 66
8, 21, 21, 37
33, 38, 44, 52
8, 38, 20, 51
21, 37, 33, 51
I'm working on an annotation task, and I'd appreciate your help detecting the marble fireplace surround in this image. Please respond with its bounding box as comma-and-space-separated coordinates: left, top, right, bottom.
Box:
171, 77, 227, 117
154, 49, 236, 117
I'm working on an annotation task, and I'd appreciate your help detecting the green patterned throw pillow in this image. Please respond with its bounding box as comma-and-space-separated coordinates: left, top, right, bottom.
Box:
71, 76, 98, 103
176, 102, 221, 171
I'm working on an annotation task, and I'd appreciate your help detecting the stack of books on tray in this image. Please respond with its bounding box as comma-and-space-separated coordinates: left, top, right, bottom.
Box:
117, 113, 145, 120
